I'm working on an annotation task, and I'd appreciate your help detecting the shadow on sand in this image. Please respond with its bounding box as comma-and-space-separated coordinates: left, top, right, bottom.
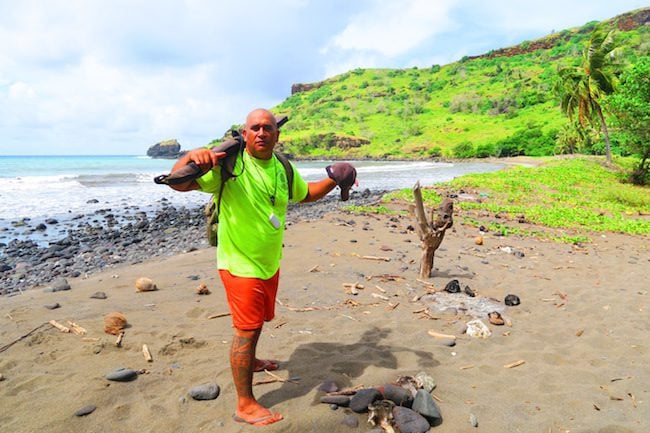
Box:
258, 326, 438, 408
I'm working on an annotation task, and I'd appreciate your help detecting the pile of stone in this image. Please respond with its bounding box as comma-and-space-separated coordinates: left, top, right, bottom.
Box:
318, 372, 443, 433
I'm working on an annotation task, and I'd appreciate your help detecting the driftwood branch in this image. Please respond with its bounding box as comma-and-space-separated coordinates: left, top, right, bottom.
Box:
410, 182, 453, 278
0, 322, 49, 354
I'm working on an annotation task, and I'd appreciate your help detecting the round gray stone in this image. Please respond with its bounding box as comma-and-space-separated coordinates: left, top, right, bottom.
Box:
189, 383, 220, 400
74, 405, 96, 417
105, 368, 138, 382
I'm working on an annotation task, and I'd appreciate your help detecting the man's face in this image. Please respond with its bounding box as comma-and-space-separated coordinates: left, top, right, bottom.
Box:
242, 110, 279, 160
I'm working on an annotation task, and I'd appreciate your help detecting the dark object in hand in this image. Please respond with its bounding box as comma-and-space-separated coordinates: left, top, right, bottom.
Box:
326, 162, 357, 201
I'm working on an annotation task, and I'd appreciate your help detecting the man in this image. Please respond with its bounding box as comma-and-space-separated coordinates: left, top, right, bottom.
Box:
168, 108, 356, 426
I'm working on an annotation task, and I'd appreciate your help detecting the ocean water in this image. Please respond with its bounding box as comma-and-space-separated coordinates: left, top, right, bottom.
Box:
0, 155, 504, 243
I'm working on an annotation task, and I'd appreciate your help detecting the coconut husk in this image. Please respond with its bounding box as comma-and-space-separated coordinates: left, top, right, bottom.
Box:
195, 283, 210, 295
135, 277, 157, 292
104, 312, 127, 335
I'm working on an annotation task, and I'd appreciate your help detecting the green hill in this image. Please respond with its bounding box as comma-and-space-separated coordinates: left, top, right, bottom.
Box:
269, 8, 649, 160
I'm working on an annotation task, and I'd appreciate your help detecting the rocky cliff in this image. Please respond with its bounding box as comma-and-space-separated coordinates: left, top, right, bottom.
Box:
147, 139, 182, 159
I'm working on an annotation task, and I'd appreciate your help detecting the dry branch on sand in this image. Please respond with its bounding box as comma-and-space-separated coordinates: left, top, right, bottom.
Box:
409, 182, 454, 278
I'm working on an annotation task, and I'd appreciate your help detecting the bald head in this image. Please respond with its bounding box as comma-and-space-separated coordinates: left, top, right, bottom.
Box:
245, 109, 277, 129
242, 108, 280, 160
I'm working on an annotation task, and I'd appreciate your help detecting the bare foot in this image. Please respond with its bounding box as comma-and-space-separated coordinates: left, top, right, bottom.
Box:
234, 406, 283, 426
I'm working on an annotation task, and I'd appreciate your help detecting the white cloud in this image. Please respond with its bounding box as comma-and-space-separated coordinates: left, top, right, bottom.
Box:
325, 0, 459, 57
0, 0, 646, 154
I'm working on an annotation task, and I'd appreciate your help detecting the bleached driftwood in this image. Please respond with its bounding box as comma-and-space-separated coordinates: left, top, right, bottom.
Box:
142, 344, 153, 362
115, 331, 125, 347
409, 182, 454, 278
49, 320, 70, 333
67, 321, 87, 336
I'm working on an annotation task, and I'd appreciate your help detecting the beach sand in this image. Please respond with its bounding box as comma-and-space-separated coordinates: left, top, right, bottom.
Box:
1, 204, 648, 433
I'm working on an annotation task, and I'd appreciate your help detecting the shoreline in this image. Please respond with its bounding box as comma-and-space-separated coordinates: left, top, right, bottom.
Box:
0, 189, 387, 296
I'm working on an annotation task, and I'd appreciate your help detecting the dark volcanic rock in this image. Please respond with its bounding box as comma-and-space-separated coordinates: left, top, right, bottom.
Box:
105, 368, 138, 382
147, 139, 182, 159
393, 406, 431, 433
383, 383, 414, 407
349, 388, 382, 413
412, 389, 442, 426
319, 395, 350, 406
444, 279, 461, 293
0, 191, 387, 295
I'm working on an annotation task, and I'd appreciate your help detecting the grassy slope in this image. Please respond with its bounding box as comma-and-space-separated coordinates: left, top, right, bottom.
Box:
382, 157, 650, 240
272, 8, 649, 159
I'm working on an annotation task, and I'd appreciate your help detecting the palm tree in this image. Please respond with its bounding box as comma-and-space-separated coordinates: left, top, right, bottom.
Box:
555, 28, 621, 163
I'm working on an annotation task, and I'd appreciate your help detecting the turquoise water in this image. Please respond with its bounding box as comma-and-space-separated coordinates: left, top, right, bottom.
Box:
0, 155, 505, 243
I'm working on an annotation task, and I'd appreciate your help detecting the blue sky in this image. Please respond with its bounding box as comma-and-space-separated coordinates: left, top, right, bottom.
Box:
0, 0, 646, 155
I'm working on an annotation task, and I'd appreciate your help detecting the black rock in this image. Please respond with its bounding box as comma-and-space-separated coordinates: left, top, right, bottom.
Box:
320, 395, 350, 406
44, 303, 61, 310
393, 406, 431, 433
464, 285, 476, 297
505, 294, 521, 306
74, 405, 96, 417
412, 389, 442, 426
0, 264, 12, 273
350, 388, 382, 413
90, 291, 107, 299
189, 383, 220, 400
45, 218, 59, 225
444, 279, 461, 293
35, 223, 47, 231
105, 368, 138, 382
382, 383, 413, 407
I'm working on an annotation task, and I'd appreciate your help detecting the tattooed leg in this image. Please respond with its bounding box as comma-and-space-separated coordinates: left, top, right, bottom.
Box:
230, 327, 283, 425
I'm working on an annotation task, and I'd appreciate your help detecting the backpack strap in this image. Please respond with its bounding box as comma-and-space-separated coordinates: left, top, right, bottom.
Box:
273, 151, 294, 201
214, 143, 244, 223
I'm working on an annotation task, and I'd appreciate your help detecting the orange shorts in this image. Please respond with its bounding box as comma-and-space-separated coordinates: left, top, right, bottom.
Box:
219, 269, 280, 330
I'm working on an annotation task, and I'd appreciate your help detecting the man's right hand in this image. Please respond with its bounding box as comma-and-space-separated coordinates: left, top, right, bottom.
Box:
164, 148, 227, 191
186, 148, 226, 172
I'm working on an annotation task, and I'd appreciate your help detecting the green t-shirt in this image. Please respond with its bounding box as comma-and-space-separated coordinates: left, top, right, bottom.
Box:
196, 151, 308, 279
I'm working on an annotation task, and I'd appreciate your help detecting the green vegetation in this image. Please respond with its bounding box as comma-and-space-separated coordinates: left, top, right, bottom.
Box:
385, 158, 650, 241
605, 57, 650, 184
263, 8, 649, 184
555, 28, 622, 163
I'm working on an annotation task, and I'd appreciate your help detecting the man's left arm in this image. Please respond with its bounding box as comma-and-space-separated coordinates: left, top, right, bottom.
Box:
301, 178, 337, 203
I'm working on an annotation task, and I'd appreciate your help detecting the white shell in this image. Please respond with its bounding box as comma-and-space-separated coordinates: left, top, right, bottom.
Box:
466, 319, 492, 338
